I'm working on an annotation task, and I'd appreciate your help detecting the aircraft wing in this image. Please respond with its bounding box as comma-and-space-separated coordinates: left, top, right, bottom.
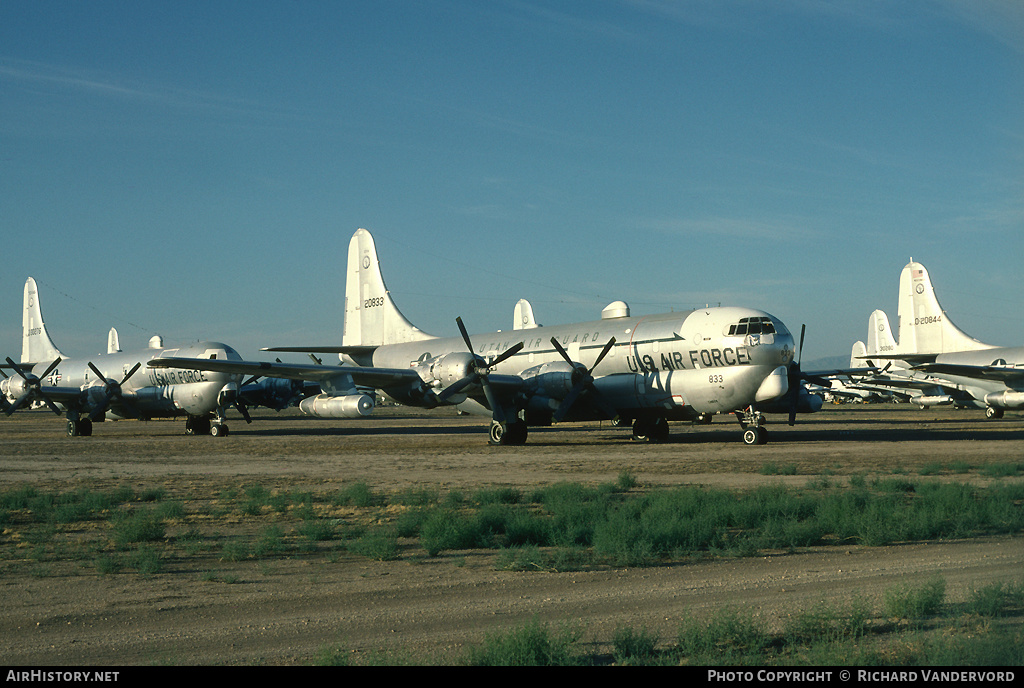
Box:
148, 356, 423, 389
912, 362, 1024, 384
262, 345, 378, 357
804, 366, 878, 381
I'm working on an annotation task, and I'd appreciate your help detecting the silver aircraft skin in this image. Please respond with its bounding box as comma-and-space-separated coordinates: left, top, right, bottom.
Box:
151, 228, 815, 445
851, 260, 1024, 417
2, 277, 246, 436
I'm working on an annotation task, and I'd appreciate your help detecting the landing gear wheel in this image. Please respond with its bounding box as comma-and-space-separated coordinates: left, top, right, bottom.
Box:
742, 426, 768, 445
210, 423, 229, 437
985, 407, 1004, 420
186, 416, 212, 436
488, 421, 527, 446
66, 418, 93, 437
631, 417, 669, 443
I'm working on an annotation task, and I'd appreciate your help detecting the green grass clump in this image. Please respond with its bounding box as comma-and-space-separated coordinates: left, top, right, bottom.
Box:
333, 482, 385, 507
760, 462, 797, 476
348, 529, 400, 561
784, 598, 871, 644
967, 579, 1024, 618
465, 619, 585, 666
675, 608, 771, 664
883, 576, 946, 620
612, 625, 659, 664
111, 508, 166, 549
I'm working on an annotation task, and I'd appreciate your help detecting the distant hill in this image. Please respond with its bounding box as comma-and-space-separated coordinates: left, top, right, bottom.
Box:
803, 355, 851, 372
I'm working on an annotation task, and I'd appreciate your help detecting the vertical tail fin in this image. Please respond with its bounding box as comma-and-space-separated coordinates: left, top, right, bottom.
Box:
867, 309, 898, 358
342, 229, 435, 348
850, 340, 869, 368
513, 299, 541, 330
897, 260, 994, 355
22, 277, 65, 365
107, 328, 122, 354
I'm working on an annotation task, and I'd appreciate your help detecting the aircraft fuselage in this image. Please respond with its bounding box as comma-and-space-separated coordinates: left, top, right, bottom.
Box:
369, 306, 795, 420
16, 341, 243, 421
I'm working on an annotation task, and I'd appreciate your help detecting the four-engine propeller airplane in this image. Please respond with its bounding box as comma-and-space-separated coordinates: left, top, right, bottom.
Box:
851, 260, 1024, 417
2, 278, 251, 436
151, 228, 829, 445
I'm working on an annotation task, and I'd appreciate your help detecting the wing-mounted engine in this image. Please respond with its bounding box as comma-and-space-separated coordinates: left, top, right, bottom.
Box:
83, 362, 142, 421
3, 357, 62, 416
426, 351, 480, 402
426, 318, 524, 422
519, 360, 576, 398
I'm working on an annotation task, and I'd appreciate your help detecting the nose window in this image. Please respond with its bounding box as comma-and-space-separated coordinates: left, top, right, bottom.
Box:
726, 317, 776, 337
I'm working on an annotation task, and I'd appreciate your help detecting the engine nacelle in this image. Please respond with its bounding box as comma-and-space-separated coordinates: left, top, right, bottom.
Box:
426, 352, 478, 389
217, 382, 239, 407
299, 393, 374, 418
520, 361, 576, 398
984, 390, 1024, 410
911, 394, 953, 407
1, 376, 26, 400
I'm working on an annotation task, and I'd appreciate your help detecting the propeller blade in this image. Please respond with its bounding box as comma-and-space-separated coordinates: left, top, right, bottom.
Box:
4, 357, 62, 416
437, 374, 476, 402
490, 341, 524, 367
6, 357, 30, 381
455, 316, 474, 353
234, 400, 253, 424
444, 318, 524, 424
553, 385, 583, 423
549, 336, 618, 423
8, 391, 33, 416
34, 358, 64, 415
88, 362, 106, 383
591, 337, 616, 371
787, 324, 807, 426
121, 362, 142, 384
550, 337, 572, 366
40, 358, 62, 380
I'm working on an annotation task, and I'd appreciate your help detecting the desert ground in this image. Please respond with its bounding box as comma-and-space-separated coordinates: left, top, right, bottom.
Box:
0, 403, 1021, 666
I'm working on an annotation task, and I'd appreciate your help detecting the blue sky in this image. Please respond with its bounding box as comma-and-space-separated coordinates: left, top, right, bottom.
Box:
2, 0, 1022, 365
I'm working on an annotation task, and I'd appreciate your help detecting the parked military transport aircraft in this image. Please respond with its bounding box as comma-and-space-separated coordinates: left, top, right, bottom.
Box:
150, 228, 829, 445
1, 278, 249, 436
851, 260, 1023, 417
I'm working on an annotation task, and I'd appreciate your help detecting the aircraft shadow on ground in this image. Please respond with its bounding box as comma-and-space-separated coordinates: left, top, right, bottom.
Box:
225, 412, 1024, 444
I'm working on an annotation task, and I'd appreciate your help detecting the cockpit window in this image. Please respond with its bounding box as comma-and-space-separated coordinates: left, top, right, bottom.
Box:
726, 317, 777, 337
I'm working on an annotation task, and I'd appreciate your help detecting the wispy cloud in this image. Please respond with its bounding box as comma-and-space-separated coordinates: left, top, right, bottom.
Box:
935, 0, 1024, 55
642, 214, 819, 242
0, 58, 302, 124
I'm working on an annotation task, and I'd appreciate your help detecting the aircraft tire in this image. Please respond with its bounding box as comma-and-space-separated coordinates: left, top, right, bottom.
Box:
210, 424, 229, 438
742, 427, 768, 445
488, 421, 527, 446
986, 407, 1004, 420
631, 418, 669, 443
186, 416, 212, 436
66, 419, 93, 437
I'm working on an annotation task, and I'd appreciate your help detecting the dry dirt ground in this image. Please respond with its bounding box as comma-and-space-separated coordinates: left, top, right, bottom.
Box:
1, 403, 1022, 666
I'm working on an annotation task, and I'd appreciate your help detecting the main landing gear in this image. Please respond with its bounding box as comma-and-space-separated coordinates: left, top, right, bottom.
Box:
185, 415, 230, 437
630, 417, 670, 443
489, 419, 528, 446
66, 417, 93, 437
